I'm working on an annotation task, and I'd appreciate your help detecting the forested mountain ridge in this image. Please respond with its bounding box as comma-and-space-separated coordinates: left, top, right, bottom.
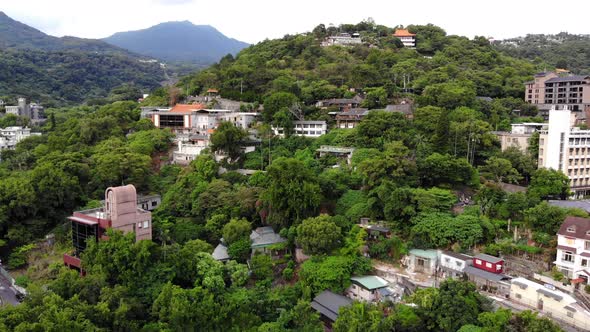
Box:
494, 32, 590, 74
0, 11, 135, 55
103, 21, 250, 66
180, 22, 538, 104
0, 12, 166, 105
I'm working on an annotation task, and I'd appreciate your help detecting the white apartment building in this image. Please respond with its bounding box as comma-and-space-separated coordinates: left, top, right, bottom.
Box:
555, 216, 590, 283
273, 121, 327, 138
0, 126, 39, 150
538, 107, 590, 198
172, 139, 208, 165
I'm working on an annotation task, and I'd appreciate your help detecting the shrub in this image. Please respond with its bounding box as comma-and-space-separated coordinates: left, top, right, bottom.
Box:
282, 267, 294, 280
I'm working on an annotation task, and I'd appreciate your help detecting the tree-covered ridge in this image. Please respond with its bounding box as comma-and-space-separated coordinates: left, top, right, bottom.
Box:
495, 32, 590, 74
0, 48, 165, 106
180, 22, 537, 104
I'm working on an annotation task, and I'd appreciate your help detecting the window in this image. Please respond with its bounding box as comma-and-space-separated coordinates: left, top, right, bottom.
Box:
567, 311, 574, 318
562, 251, 574, 263
138, 222, 143, 229
486, 262, 492, 268
151, 201, 157, 207
456, 261, 462, 267
143, 221, 149, 228
582, 259, 589, 267
445, 257, 450, 263
515, 293, 522, 299
496, 264, 502, 270
567, 226, 576, 233
475, 259, 482, 265
586, 241, 590, 250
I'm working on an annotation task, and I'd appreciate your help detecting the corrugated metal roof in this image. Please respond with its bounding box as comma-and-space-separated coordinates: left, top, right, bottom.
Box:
464, 265, 510, 282
350, 275, 389, 290
311, 291, 352, 322
474, 253, 503, 264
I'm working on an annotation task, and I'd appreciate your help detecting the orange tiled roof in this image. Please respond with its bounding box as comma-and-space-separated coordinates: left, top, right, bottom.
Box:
207, 89, 219, 93
169, 104, 206, 114
393, 29, 416, 37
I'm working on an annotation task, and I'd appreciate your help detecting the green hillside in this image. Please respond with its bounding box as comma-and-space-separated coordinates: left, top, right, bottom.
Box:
0, 12, 165, 105
180, 22, 538, 104
495, 32, 590, 74
0, 48, 165, 106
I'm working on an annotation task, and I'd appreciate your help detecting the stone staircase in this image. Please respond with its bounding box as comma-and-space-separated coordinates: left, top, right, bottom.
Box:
574, 289, 590, 311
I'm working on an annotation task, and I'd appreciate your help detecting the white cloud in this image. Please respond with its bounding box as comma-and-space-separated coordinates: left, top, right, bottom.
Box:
1, 0, 589, 44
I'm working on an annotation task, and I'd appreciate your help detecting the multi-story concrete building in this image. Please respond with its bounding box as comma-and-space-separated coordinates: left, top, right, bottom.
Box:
0, 126, 40, 151
321, 33, 363, 47
538, 107, 590, 198
544, 75, 590, 112
554, 216, 590, 283
142, 104, 260, 164
63, 185, 152, 270
524, 72, 559, 105
524, 72, 590, 112
4, 98, 46, 125
272, 121, 327, 138
173, 136, 209, 165
393, 29, 416, 48
316, 97, 363, 111
494, 122, 544, 152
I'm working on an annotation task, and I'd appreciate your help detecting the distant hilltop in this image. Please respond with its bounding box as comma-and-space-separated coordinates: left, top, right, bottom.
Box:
103, 21, 250, 66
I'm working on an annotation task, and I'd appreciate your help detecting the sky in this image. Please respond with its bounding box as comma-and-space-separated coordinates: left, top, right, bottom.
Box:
1, 0, 589, 44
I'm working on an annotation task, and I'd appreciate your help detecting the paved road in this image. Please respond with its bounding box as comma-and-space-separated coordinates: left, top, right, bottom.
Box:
0, 274, 19, 306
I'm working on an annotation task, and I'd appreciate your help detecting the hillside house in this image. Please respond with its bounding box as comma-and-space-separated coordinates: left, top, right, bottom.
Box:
511, 277, 590, 329
272, 121, 327, 138
408, 249, 438, 275
250, 227, 287, 255
311, 290, 352, 328
316, 97, 362, 111
440, 251, 472, 279
335, 108, 369, 129
555, 216, 590, 283
393, 29, 416, 48
464, 254, 511, 295
346, 275, 397, 303
63, 185, 152, 271
316, 145, 355, 165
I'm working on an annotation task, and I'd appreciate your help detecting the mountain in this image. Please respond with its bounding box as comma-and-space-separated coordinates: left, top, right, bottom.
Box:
495, 33, 590, 74
103, 21, 249, 66
0, 12, 165, 105
0, 11, 132, 55
179, 23, 537, 103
